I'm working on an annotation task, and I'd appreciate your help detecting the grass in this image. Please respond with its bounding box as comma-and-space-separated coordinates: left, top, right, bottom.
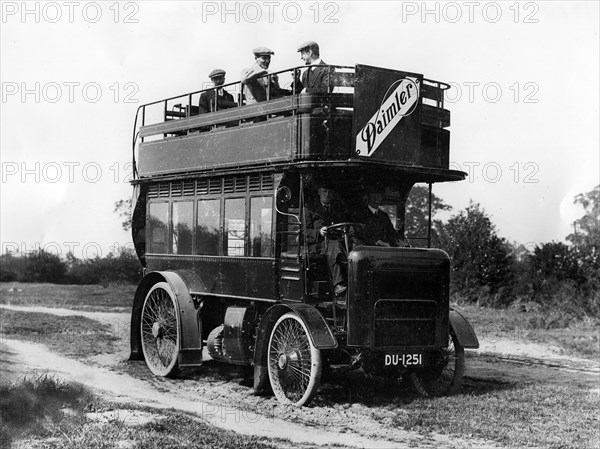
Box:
455, 303, 600, 360
0, 376, 291, 449
0, 309, 118, 358
391, 382, 600, 448
1, 282, 598, 448
0, 282, 136, 311
0, 374, 94, 448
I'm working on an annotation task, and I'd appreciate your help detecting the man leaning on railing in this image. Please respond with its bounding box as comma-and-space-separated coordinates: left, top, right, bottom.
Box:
240, 47, 291, 103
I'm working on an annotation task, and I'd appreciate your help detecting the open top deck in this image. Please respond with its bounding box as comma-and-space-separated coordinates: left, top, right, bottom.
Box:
131, 64, 465, 184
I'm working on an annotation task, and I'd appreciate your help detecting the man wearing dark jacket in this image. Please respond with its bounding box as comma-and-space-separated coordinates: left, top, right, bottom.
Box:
305, 182, 350, 296
355, 184, 398, 247
198, 69, 237, 113
293, 41, 331, 94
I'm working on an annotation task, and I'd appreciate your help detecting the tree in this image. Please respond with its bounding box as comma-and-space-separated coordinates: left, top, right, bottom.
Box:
565, 185, 600, 297
23, 249, 67, 283
404, 185, 451, 245
437, 202, 513, 302
567, 185, 599, 249
114, 198, 132, 231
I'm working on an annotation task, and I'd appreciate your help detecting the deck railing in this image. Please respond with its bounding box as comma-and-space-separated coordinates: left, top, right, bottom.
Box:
131, 65, 450, 180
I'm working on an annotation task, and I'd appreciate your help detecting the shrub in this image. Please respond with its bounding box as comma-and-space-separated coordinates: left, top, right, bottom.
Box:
65, 248, 142, 285
22, 250, 67, 283
437, 202, 513, 303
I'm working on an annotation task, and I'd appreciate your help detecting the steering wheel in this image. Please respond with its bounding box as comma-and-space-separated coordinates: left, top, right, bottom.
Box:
325, 222, 365, 233
324, 222, 365, 252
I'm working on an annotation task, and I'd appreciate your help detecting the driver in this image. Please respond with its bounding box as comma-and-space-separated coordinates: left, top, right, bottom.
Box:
304, 181, 350, 298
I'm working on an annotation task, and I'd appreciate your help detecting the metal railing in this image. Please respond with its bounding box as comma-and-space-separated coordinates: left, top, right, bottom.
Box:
130, 66, 450, 181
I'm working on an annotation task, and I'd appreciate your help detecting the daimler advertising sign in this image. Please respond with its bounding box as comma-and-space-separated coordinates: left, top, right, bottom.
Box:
353, 65, 423, 163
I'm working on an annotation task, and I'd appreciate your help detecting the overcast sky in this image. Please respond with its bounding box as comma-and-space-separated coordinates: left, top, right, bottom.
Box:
1, 1, 598, 259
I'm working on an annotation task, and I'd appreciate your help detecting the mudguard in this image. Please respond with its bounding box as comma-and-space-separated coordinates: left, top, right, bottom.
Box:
129, 271, 203, 367
449, 308, 480, 349
253, 303, 337, 395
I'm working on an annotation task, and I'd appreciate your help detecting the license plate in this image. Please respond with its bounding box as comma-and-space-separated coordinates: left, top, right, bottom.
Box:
384, 353, 423, 367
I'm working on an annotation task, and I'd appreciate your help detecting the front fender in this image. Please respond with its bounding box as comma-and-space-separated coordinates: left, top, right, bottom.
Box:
449, 308, 479, 349
253, 303, 337, 395
129, 271, 203, 367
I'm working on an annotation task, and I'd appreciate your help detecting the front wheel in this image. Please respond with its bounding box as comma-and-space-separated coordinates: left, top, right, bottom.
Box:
140, 282, 180, 377
267, 312, 322, 406
409, 330, 465, 397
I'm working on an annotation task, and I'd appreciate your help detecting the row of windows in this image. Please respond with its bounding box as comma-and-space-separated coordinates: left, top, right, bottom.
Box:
147, 174, 274, 199
147, 196, 273, 257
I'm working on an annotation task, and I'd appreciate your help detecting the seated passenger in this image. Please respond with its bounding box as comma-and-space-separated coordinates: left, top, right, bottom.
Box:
292, 41, 331, 94
305, 181, 351, 297
198, 69, 238, 113
240, 47, 290, 104
354, 184, 398, 247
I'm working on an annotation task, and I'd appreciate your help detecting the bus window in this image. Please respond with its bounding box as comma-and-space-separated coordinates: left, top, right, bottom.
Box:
172, 201, 194, 255
148, 202, 169, 254
225, 198, 246, 256
379, 204, 399, 230
197, 199, 220, 255
250, 196, 273, 257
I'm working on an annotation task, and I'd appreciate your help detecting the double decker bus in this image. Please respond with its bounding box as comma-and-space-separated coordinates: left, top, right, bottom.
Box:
128, 64, 479, 406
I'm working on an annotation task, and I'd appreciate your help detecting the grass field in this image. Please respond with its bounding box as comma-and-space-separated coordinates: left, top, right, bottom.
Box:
459, 303, 600, 360
0, 282, 135, 311
0, 309, 118, 358
0, 376, 290, 449
390, 382, 599, 448
1, 282, 599, 448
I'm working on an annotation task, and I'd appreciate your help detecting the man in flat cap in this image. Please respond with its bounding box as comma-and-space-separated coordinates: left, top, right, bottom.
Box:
240, 47, 288, 104
198, 69, 238, 114
293, 41, 331, 94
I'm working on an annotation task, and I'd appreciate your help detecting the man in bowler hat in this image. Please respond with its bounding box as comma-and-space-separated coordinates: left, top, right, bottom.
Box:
354, 184, 398, 247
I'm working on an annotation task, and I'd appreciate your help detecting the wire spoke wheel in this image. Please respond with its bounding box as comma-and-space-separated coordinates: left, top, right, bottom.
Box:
409, 330, 465, 397
268, 312, 321, 406
140, 282, 180, 377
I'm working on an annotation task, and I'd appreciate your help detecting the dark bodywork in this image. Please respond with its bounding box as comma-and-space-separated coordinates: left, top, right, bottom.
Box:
129, 64, 477, 380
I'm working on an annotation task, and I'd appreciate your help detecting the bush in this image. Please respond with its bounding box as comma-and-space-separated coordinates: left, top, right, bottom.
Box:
511, 242, 600, 321
65, 249, 142, 285
437, 202, 514, 303
0, 250, 68, 283
0, 249, 141, 286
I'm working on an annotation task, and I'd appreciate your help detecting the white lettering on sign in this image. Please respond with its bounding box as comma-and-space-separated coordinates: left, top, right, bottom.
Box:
356, 78, 420, 157
384, 353, 423, 366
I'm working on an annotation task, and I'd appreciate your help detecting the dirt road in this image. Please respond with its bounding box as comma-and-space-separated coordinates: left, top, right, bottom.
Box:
1, 304, 598, 448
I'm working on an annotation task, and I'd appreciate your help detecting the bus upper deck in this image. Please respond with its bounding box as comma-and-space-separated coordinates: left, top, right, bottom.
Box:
131, 64, 462, 183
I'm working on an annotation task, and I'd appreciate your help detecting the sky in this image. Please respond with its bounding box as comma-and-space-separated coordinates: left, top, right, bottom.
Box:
1, 1, 598, 259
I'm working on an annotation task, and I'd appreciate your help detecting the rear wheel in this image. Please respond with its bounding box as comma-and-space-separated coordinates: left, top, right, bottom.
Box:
140, 282, 180, 377
409, 330, 464, 397
268, 312, 322, 406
